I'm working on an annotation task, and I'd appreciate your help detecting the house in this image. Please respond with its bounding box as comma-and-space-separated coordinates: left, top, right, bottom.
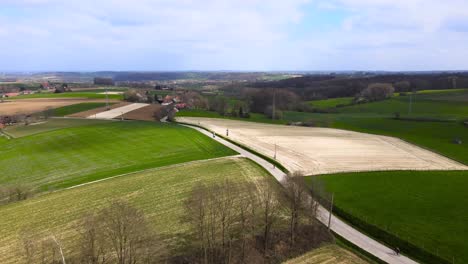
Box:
175, 103, 187, 109
4, 92, 20, 97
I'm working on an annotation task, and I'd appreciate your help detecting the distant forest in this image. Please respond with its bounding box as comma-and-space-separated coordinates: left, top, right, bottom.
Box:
248, 73, 468, 100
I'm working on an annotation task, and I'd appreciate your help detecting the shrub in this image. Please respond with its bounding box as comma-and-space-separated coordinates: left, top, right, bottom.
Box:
359, 83, 395, 101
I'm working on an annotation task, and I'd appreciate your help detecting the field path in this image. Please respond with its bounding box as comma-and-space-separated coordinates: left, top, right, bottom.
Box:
182, 123, 418, 264
88, 103, 148, 119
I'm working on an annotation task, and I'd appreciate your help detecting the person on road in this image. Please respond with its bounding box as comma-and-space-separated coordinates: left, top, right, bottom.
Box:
395, 247, 400, 256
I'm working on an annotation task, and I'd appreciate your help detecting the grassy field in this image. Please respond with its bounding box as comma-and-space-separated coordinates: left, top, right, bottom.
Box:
50, 102, 112, 117
310, 170, 468, 263
3, 118, 111, 138
11, 91, 123, 100
308, 97, 354, 109
284, 244, 369, 264
0, 119, 236, 190
0, 157, 268, 264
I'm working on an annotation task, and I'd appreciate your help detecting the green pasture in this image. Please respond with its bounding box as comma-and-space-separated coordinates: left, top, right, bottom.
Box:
51, 102, 111, 117
0, 119, 236, 190
311, 170, 468, 263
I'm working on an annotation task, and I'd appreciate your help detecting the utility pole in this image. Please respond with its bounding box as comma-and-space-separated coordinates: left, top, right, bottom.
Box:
272, 89, 276, 120
105, 87, 110, 110
408, 91, 413, 115
274, 143, 277, 160
328, 193, 334, 230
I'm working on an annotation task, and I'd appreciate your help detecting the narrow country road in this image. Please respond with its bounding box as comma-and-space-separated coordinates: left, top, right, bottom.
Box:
183, 124, 418, 264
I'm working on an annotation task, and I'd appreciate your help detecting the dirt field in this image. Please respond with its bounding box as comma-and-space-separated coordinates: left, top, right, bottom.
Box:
116, 104, 161, 121
68, 102, 130, 118
178, 117, 467, 175
89, 103, 149, 119
0, 98, 119, 116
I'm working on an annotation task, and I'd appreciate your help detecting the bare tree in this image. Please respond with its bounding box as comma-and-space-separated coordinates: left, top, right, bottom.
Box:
98, 200, 156, 264
256, 179, 281, 256
77, 213, 109, 264
284, 172, 309, 246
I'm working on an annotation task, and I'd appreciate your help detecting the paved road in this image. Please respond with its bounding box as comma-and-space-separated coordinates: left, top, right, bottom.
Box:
184, 124, 418, 264
88, 103, 148, 119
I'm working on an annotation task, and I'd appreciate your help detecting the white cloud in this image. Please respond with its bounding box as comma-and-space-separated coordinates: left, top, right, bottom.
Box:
0, 0, 468, 70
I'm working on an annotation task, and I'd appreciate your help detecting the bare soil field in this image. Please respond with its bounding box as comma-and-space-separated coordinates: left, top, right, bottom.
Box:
89, 103, 149, 119
178, 117, 467, 175
68, 102, 130, 118
117, 104, 161, 121
0, 98, 119, 116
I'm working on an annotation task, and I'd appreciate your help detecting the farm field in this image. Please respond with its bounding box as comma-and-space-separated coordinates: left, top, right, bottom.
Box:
311, 170, 468, 263
50, 102, 111, 116
177, 117, 466, 175
308, 97, 354, 109
3, 118, 111, 138
284, 244, 368, 264
0, 119, 236, 191
0, 157, 269, 264
0, 98, 119, 116
10, 91, 124, 100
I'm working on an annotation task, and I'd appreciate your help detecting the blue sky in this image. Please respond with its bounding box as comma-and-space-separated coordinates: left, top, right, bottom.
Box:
1, 0, 468, 71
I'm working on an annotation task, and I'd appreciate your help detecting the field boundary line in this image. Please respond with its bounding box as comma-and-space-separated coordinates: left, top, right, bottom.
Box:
61, 155, 242, 192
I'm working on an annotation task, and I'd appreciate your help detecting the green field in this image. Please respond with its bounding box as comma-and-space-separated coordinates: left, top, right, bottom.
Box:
51, 102, 111, 117
310, 170, 468, 263
308, 97, 354, 109
11, 91, 123, 100
0, 119, 236, 190
3, 118, 111, 138
0, 157, 268, 264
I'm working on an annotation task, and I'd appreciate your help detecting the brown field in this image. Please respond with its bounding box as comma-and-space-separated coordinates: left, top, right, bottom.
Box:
0, 98, 119, 116
68, 101, 130, 118
117, 104, 162, 121
178, 117, 467, 175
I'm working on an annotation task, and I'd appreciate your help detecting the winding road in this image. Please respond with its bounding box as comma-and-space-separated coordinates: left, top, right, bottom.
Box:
183, 124, 418, 264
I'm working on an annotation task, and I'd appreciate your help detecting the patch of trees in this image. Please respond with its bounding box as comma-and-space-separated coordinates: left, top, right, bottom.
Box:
123, 89, 146, 103
357, 83, 395, 102
94, 78, 114, 86
177, 175, 332, 263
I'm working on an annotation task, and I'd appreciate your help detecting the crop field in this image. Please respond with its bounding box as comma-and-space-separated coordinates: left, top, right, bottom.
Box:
3, 118, 111, 138
0, 98, 118, 116
177, 117, 466, 175
284, 244, 368, 264
11, 91, 123, 100
0, 119, 236, 190
51, 102, 111, 116
0, 157, 269, 264
312, 170, 468, 263
308, 97, 354, 109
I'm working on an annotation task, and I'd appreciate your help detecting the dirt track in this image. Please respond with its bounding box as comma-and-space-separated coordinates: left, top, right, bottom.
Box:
0, 98, 119, 116
178, 117, 467, 175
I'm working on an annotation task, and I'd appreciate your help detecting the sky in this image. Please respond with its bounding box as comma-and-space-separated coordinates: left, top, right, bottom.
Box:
1, 0, 468, 71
